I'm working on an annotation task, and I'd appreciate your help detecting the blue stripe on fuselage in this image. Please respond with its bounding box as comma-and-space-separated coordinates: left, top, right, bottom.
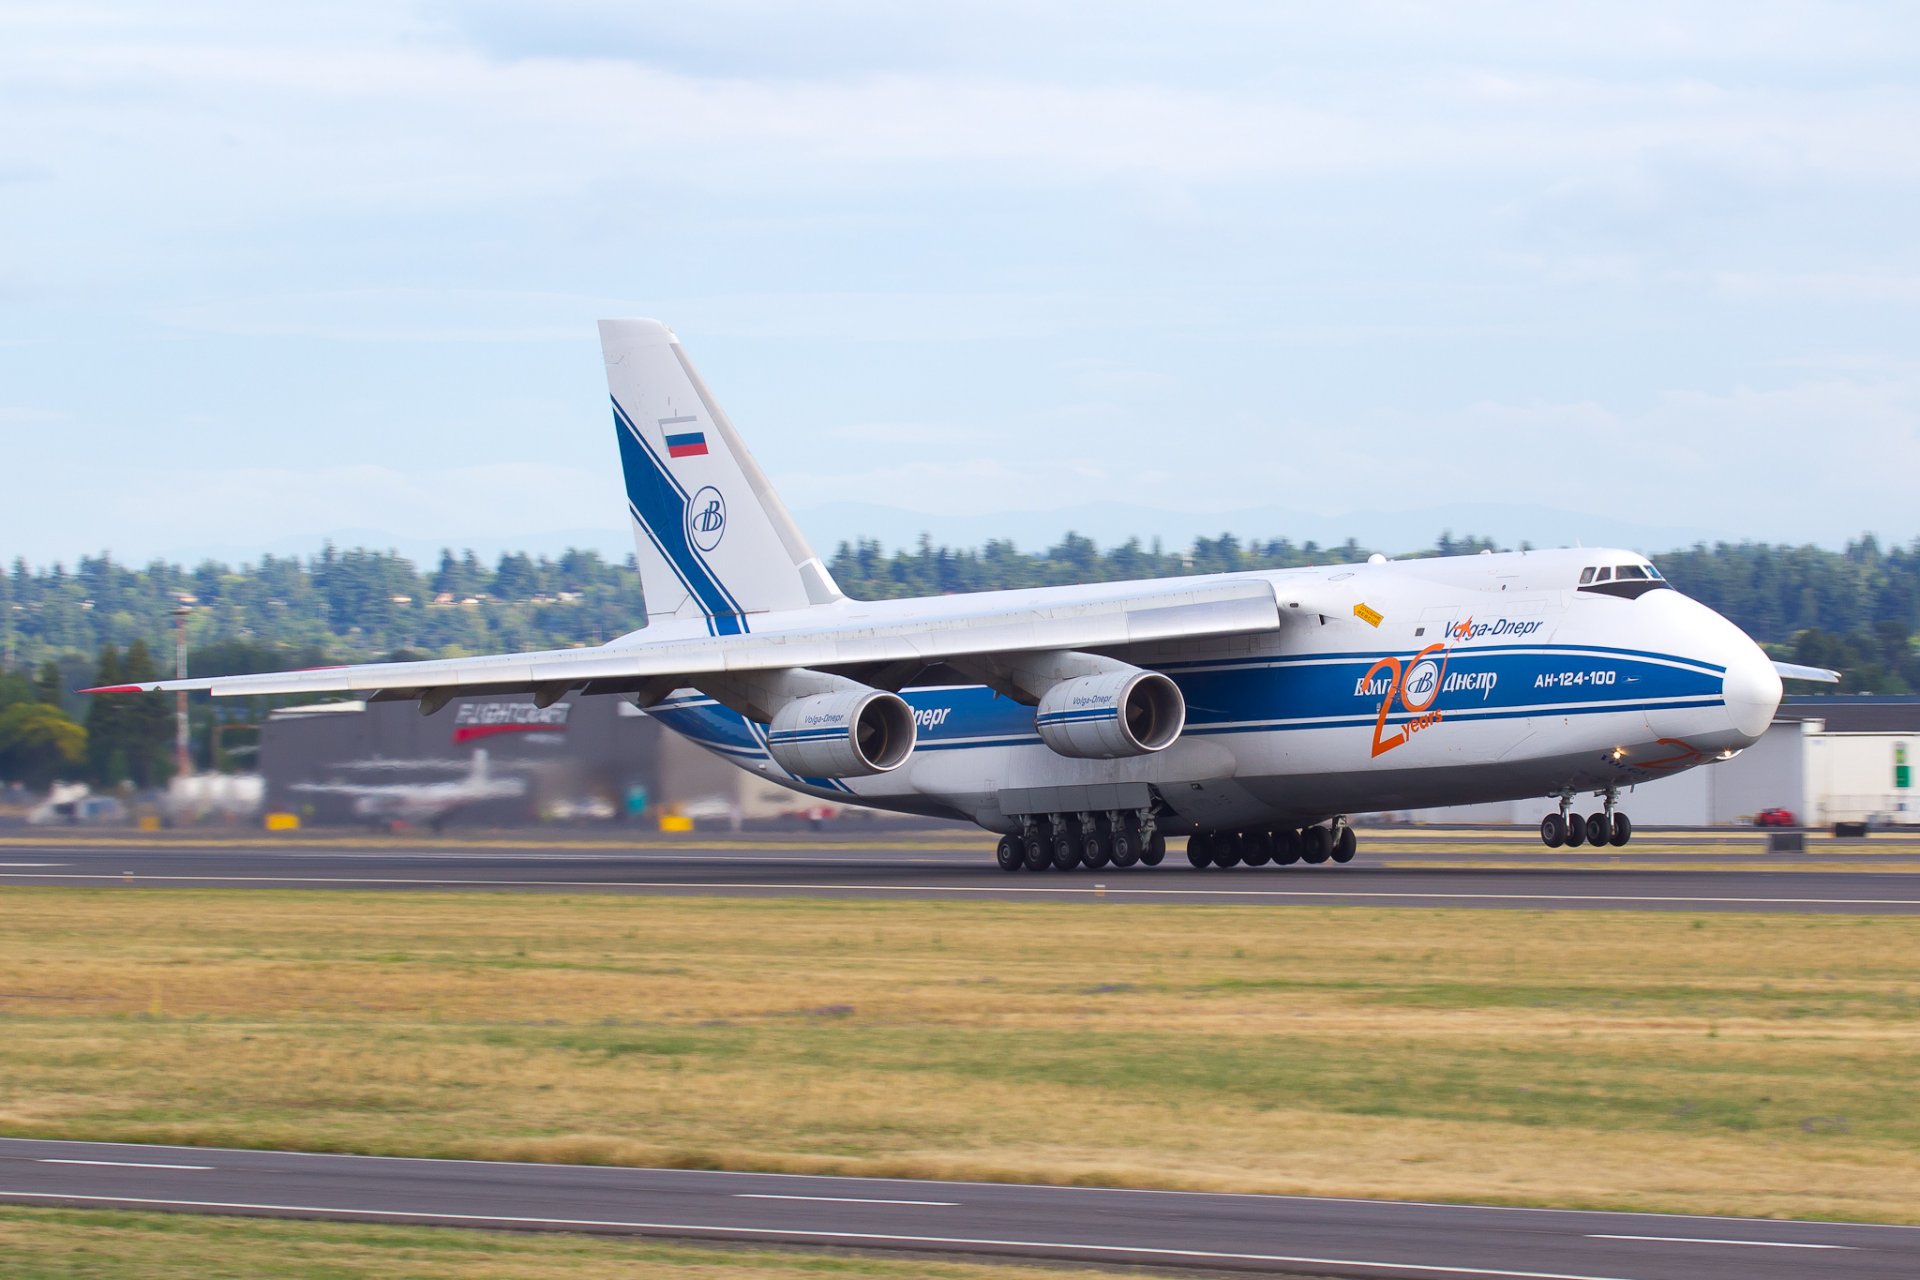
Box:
647, 645, 1730, 764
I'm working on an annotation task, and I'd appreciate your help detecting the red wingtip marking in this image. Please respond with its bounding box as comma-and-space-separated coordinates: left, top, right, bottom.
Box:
81, 684, 147, 694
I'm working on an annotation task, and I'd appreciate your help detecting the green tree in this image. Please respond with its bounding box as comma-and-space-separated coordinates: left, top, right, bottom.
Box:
120, 639, 175, 787
34, 659, 65, 708
0, 702, 87, 787
84, 644, 126, 784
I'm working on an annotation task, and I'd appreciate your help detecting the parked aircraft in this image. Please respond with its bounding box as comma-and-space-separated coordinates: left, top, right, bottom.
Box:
289, 748, 526, 830
93, 320, 1838, 869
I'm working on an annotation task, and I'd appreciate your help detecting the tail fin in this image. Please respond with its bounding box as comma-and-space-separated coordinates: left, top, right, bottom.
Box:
600, 319, 842, 634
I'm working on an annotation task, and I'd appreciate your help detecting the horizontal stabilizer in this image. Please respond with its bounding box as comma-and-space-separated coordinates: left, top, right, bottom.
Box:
1772, 660, 1841, 684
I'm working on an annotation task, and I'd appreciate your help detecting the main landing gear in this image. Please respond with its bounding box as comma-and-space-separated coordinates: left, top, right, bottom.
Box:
996, 809, 1167, 874
1186, 818, 1355, 871
1540, 788, 1632, 848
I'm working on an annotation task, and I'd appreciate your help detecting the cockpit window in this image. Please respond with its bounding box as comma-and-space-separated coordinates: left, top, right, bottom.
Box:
1616, 564, 1648, 580
1646, 564, 1663, 580
1595, 566, 1613, 582
1579, 567, 1596, 585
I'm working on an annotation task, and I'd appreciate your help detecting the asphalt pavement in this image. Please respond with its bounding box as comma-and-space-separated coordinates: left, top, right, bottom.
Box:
2, 835, 1920, 911
0, 1138, 1911, 1279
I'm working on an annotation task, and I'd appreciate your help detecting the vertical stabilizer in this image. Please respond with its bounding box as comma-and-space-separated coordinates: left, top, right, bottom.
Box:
599, 319, 842, 633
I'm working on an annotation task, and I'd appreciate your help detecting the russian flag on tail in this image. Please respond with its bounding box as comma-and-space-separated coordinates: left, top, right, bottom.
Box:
661, 415, 709, 458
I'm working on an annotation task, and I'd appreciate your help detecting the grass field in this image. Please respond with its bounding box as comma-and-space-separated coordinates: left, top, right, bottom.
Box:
0, 1207, 1099, 1280
1, 888, 1916, 1222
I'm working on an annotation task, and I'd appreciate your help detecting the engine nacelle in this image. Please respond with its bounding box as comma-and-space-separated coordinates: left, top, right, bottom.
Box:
1035, 669, 1185, 760
766, 689, 917, 778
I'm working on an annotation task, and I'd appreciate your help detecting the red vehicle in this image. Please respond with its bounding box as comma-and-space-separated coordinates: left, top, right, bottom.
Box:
1755, 807, 1796, 827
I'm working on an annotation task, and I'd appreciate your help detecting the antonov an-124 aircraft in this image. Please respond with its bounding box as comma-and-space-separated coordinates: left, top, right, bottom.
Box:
94, 320, 1841, 870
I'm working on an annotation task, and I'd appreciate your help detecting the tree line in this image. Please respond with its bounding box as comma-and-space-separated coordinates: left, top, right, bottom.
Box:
3, 531, 1918, 786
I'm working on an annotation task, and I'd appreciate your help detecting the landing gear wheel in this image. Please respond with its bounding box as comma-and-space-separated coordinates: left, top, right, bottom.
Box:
1301, 825, 1332, 864
1332, 826, 1357, 864
1242, 828, 1273, 867
1212, 832, 1243, 868
1273, 827, 1300, 865
1186, 832, 1213, 868
1142, 831, 1167, 866
1082, 819, 1112, 869
1585, 812, 1610, 847
996, 834, 1022, 871
1610, 812, 1633, 847
1564, 814, 1585, 848
1540, 813, 1565, 848
1110, 815, 1141, 868
1023, 825, 1052, 871
1052, 822, 1082, 871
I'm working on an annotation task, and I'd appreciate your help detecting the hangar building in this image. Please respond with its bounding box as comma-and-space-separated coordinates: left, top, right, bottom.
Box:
260, 693, 814, 828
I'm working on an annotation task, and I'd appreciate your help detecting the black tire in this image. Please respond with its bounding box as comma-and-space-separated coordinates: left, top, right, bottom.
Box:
1586, 812, 1610, 847
1110, 814, 1141, 868
1332, 825, 1357, 864
1540, 813, 1564, 847
1564, 813, 1585, 848
1023, 826, 1052, 871
1212, 832, 1243, 868
996, 834, 1022, 871
1143, 831, 1166, 866
1241, 828, 1273, 866
1052, 823, 1082, 871
1273, 827, 1300, 865
1610, 812, 1633, 847
1186, 832, 1212, 868
1301, 825, 1332, 864
1082, 826, 1111, 869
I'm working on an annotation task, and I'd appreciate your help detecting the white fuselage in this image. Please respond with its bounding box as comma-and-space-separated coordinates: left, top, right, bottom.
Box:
635, 548, 1781, 833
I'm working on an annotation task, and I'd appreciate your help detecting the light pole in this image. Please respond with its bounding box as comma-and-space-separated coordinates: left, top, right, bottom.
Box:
170, 605, 191, 779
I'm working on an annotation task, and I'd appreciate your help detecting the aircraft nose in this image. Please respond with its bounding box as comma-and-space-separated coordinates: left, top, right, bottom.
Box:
1722, 638, 1783, 743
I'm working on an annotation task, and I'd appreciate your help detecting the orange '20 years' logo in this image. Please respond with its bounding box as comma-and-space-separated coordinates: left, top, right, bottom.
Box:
1364, 639, 1454, 758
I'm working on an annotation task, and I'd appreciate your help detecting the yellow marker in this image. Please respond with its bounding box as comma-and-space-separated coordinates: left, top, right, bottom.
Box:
1353, 602, 1384, 628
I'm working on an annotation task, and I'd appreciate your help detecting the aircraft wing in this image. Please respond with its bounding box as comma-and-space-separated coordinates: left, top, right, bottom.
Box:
88, 575, 1315, 702
1772, 660, 1841, 684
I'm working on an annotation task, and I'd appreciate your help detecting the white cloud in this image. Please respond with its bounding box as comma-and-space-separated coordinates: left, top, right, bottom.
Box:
3, 2, 1920, 559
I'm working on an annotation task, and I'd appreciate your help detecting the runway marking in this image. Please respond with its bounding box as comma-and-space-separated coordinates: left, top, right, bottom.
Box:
1587, 1234, 1854, 1249
37, 1159, 211, 1170
8, 1139, 1916, 1234
0, 870, 1915, 908
735, 1193, 957, 1206
0, 1190, 1645, 1279
0, 862, 63, 867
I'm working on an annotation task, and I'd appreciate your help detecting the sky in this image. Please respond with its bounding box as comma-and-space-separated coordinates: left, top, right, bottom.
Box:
3, 1, 1919, 568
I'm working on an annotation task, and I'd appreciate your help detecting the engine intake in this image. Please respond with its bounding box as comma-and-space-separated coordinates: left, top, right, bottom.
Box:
767, 689, 917, 778
1035, 670, 1185, 760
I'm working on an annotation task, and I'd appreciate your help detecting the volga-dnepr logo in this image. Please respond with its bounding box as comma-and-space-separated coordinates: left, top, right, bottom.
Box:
687, 486, 726, 552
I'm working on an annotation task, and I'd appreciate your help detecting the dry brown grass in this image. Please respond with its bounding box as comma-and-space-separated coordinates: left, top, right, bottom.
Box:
1, 888, 1916, 1222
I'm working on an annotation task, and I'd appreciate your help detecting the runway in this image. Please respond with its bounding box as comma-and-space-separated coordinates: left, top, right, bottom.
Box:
0, 1138, 1912, 1279
3, 834, 1920, 911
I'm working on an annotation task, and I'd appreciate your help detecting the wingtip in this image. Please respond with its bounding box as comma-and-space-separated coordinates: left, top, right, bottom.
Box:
81, 684, 150, 694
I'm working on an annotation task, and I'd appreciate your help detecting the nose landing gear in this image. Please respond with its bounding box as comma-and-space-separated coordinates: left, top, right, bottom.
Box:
1540, 789, 1632, 848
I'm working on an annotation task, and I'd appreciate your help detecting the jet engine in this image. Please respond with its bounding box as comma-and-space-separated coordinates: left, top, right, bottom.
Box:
1034, 669, 1185, 760
766, 688, 917, 778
